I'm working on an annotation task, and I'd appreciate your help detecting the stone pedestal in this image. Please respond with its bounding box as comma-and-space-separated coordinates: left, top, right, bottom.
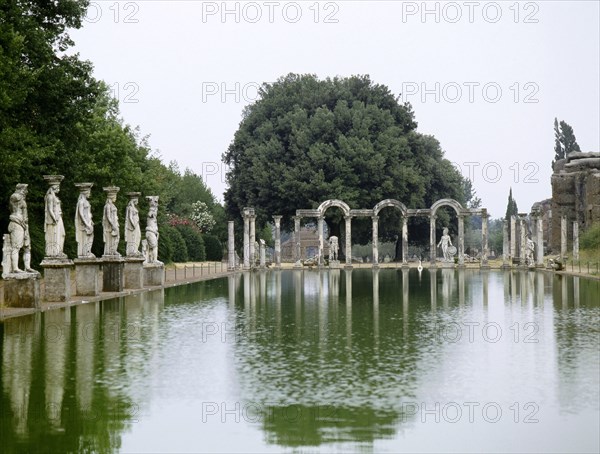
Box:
74, 258, 100, 296
124, 257, 145, 289
329, 260, 341, 269
439, 261, 455, 268
3, 273, 41, 308
102, 256, 124, 293
144, 262, 165, 287
41, 258, 73, 302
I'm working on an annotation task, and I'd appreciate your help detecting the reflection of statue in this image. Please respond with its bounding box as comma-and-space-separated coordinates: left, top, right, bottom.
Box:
102, 187, 120, 256
437, 227, 453, 261
125, 192, 142, 257
145, 196, 162, 264
525, 237, 535, 266
2, 184, 35, 276
329, 236, 339, 261
44, 176, 67, 258
75, 183, 95, 258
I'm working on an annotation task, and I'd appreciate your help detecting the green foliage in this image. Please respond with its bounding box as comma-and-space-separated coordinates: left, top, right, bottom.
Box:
258, 224, 274, 248
0, 2, 227, 268
203, 234, 223, 261
505, 188, 519, 222
160, 225, 188, 263
580, 224, 600, 250
176, 224, 206, 261
223, 73, 466, 246
488, 218, 504, 255
553, 117, 581, 168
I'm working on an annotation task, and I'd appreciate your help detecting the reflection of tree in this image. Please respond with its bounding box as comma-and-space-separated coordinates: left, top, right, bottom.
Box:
261, 405, 400, 447
0, 291, 163, 453
232, 269, 456, 447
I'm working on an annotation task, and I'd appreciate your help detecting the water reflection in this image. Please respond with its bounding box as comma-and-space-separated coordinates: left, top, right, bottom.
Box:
1, 290, 164, 452
1, 270, 598, 452
231, 269, 599, 449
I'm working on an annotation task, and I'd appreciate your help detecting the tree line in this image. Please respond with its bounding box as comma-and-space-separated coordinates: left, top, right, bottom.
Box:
0, 0, 225, 267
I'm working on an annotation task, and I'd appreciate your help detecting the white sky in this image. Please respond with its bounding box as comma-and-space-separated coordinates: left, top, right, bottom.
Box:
70, 0, 600, 219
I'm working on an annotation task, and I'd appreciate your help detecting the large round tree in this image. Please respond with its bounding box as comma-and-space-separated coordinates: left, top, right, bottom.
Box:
223, 73, 467, 248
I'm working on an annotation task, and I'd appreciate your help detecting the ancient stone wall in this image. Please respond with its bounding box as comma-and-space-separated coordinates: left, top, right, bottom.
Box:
550, 152, 600, 251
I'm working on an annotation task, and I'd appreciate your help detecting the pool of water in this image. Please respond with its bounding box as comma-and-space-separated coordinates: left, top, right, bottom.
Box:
1, 269, 599, 453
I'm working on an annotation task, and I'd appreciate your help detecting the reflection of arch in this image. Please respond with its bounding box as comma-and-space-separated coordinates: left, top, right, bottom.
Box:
317, 199, 351, 217
373, 199, 408, 217
430, 198, 464, 216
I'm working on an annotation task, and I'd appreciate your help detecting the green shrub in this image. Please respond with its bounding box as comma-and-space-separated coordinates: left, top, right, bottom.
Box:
159, 224, 188, 263
580, 224, 600, 250
176, 224, 206, 261
204, 234, 223, 261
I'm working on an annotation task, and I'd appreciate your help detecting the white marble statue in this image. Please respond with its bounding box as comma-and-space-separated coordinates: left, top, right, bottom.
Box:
75, 183, 95, 258
526, 237, 535, 266
145, 196, 162, 264
329, 235, 339, 261
125, 192, 142, 257
2, 184, 36, 276
43, 175, 67, 258
437, 227, 453, 262
102, 186, 120, 256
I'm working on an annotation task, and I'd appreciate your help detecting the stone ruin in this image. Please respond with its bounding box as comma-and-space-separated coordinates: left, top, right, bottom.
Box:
551, 151, 600, 251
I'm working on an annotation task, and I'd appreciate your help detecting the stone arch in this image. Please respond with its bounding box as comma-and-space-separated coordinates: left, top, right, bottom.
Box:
317, 199, 351, 217
373, 199, 408, 217
430, 198, 464, 216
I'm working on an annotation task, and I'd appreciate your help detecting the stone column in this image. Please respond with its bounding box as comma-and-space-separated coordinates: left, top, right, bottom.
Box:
259, 240, 266, 269
560, 215, 567, 259
273, 215, 282, 269
458, 214, 465, 267
228, 221, 235, 271
242, 208, 250, 269
344, 215, 353, 268
317, 216, 324, 266
293, 216, 302, 267
536, 215, 544, 267
249, 214, 256, 266
372, 215, 379, 267
402, 216, 409, 267
573, 221, 579, 261
430, 215, 437, 266
502, 219, 509, 268
510, 215, 516, 259
481, 209, 489, 268
519, 214, 527, 268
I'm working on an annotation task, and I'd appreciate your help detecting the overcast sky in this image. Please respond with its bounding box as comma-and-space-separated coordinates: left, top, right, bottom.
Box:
70, 0, 599, 219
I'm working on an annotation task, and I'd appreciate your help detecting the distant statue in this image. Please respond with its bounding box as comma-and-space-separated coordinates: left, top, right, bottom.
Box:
437, 227, 453, 261
43, 175, 67, 258
145, 196, 162, 264
125, 192, 142, 257
526, 237, 535, 266
2, 183, 36, 276
329, 236, 339, 261
102, 187, 120, 256
75, 183, 95, 258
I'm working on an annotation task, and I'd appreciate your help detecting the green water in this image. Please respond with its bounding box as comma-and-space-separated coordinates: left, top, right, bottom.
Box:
1, 269, 599, 453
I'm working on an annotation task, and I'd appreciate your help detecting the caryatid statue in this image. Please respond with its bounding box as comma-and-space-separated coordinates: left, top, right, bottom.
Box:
125, 192, 142, 257
102, 186, 121, 256
145, 196, 162, 264
329, 236, 339, 261
75, 183, 95, 258
2, 183, 36, 276
43, 175, 67, 258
